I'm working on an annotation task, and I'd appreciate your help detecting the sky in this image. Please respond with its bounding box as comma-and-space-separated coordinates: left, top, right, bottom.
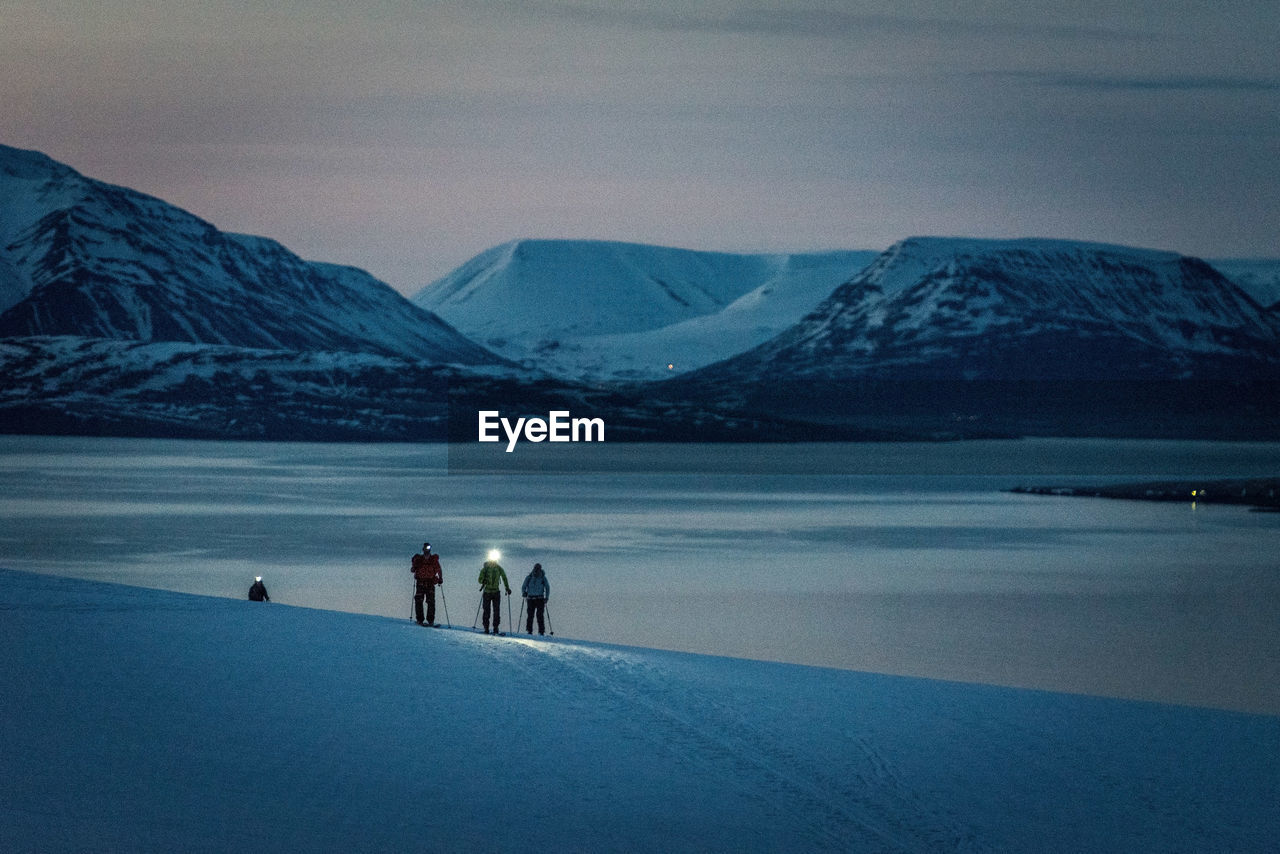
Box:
2, 0, 1278, 294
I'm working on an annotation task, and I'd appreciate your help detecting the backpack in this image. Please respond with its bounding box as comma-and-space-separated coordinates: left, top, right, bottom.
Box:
479, 563, 504, 591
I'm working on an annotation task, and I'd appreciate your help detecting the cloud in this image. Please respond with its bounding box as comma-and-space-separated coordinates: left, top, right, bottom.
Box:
6, 0, 1277, 284
490, 0, 1146, 42
1014, 73, 1280, 93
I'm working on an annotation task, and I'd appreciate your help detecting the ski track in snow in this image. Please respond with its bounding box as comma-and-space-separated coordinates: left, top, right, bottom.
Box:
4, 571, 1278, 853
474, 632, 982, 852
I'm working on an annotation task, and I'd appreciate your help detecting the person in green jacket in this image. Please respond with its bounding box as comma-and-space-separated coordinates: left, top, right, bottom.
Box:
478, 551, 511, 634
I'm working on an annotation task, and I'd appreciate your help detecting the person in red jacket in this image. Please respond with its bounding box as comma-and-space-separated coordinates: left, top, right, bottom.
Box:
411, 542, 444, 625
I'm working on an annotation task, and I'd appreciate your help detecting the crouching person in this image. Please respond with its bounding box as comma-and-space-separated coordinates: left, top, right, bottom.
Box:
248, 576, 270, 602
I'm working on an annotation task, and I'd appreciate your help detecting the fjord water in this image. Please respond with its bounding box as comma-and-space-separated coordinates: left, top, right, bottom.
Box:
2, 436, 1277, 714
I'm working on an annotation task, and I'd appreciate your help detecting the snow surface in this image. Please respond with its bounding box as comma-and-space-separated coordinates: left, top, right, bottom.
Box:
0, 144, 497, 365
2, 568, 1276, 853
696, 236, 1280, 382
413, 239, 876, 380
1210, 258, 1280, 309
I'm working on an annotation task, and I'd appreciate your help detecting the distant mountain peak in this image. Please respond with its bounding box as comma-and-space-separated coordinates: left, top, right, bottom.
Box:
0, 143, 74, 179
0, 145, 503, 366
688, 236, 1280, 385
413, 238, 877, 380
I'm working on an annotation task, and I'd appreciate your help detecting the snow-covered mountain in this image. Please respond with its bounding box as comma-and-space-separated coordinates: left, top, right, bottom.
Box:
690, 237, 1280, 385
412, 239, 876, 380
0, 144, 500, 365
4, 143, 1276, 441
1209, 257, 1280, 310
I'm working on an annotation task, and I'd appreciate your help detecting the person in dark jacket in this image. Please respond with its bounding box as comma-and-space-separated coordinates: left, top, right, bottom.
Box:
521, 563, 550, 635
248, 576, 270, 602
478, 551, 511, 634
411, 542, 444, 626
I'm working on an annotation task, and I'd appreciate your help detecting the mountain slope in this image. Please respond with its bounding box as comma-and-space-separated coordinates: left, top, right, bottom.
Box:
665, 237, 1280, 438
692, 237, 1280, 383
0, 335, 457, 440
413, 239, 875, 380
1210, 257, 1280, 310
0, 144, 499, 365
0, 336, 883, 443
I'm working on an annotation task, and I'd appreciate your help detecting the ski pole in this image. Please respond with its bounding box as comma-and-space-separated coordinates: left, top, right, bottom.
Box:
410, 579, 416, 622
472, 593, 483, 630
506, 591, 513, 634
440, 584, 450, 628
545, 602, 554, 636
517, 597, 525, 634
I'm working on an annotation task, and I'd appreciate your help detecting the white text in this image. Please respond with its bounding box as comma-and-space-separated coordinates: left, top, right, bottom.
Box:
477, 410, 605, 452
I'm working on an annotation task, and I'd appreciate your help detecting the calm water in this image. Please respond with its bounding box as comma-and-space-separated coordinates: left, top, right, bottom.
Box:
2, 435, 1278, 713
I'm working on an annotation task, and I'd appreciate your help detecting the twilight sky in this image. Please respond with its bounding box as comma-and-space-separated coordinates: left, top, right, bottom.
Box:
3, 0, 1277, 294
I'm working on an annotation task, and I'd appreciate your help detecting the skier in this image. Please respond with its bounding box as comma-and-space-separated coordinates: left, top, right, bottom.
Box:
521, 563, 550, 635
248, 576, 270, 602
478, 551, 511, 634
411, 542, 444, 626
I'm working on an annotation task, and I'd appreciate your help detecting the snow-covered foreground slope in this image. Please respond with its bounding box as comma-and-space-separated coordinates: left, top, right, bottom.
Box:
2, 570, 1276, 853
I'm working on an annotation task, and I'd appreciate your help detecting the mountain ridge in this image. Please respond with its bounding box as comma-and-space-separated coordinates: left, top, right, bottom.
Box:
686, 236, 1280, 383
0, 144, 501, 365
1209, 257, 1280, 310
3, 144, 1279, 440
659, 236, 1280, 438
413, 237, 877, 380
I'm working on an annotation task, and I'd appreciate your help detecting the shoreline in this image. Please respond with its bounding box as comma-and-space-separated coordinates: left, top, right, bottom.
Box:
1011, 477, 1280, 510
